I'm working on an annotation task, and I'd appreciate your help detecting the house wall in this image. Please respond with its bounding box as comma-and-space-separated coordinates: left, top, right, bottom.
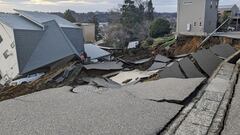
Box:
204, 0, 219, 33
0, 23, 19, 81
14, 29, 44, 74
177, 0, 219, 36
62, 27, 85, 55
231, 5, 240, 17
80, 24, 96, 43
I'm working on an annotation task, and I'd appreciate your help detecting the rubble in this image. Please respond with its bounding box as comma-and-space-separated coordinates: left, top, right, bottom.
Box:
83, 61, 123, 70
178, 57, 205, 78
84, 43, 111, 60
159, 62, 186, 78
192, 49, 223, 76
147, 62, 166, 71
0, 33, 238, 135
110, 69, 159, 85
154, 54, 172, 63
81, 76, 121, 88
210, 44, 237, 59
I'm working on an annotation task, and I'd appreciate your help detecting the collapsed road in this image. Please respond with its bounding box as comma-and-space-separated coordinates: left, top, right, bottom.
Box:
0, 44, 239, 135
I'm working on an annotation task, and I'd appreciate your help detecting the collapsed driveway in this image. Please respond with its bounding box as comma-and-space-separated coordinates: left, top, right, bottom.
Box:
0, 77, 205, 135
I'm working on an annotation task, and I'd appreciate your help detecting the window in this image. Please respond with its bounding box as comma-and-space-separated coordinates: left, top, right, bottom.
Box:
194, 22, 197, 26
0, 35, 2, 44
3, 50, 9, 59
210, 0, 213, 8
199, 22, 202, 26
184, 1, 192, 5
216, 1, 218, 8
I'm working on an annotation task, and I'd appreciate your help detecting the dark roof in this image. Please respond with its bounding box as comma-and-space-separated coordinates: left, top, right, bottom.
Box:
0, 13, 42, 30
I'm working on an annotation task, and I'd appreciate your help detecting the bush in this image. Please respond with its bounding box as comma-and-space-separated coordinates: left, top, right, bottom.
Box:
146, 38, 154, 46
149, 18, 171, 38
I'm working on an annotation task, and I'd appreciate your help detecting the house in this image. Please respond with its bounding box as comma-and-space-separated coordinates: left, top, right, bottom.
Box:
177, 0, 219, 36
75, 23, 96, 43
218, 5, 240, 17
0, 10, 84, 83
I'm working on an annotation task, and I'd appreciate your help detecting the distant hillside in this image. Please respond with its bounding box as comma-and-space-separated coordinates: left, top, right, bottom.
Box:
52, 10, 177, 23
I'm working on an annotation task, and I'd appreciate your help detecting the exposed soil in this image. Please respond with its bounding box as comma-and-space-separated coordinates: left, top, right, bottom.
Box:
169, 36, 240, 56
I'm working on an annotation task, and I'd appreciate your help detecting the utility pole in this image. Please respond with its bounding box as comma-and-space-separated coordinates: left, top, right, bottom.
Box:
199, 18, 230, 48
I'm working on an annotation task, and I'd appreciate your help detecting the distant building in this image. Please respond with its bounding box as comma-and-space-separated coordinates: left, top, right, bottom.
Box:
75, 23, 96, 43
177, 0, 219, 36
0, 10, 84, 83
218, 5, 240, 17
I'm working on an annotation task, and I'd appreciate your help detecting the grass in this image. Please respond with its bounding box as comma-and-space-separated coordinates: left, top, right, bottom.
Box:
141, 35, 176, 49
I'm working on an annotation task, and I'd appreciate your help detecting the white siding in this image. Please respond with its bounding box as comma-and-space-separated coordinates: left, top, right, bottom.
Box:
0, 23, 19, 81
177, 0, 219, 36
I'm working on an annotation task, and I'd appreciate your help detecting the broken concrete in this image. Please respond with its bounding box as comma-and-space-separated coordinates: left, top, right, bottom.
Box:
81, 77, 121, 88
178, 57, 205, 78
110, 69, 159, 85
154, 55, 171, 63
84, 43, 111, 59
159, 62, 186, 78
147, 62, 166, 71
221, 77, 240, 135
192, 49, 223, 76
83, 61, 123, 70
165, 62, 238, 135
0, 86, 182, 135
131, 58, 152, 65
210, 44, 236, 59
125, 78, 205, 102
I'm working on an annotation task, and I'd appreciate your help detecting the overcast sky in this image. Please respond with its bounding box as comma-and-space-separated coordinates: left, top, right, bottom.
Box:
0, 0, 239, 13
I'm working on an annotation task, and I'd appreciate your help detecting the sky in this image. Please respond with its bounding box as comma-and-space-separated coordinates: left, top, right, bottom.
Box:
0, 0, 239, 13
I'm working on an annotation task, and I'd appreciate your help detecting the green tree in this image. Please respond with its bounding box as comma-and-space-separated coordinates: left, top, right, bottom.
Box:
146, 0, 154, 21
149, 18, 171, 38
120, 0, 142, 28
64, 9, 76, 23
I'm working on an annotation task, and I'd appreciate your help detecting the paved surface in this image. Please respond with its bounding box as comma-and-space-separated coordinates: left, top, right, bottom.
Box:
214, 32, 240, 39
84, 61, 123, 70
0, 86, 182, 135
210, 44, 236, 59
192, 49, 223, 76
82, 77, 121, 88
160, 62, 186, 78
147, 62, 166, 71
154, 55, 171, 63
179, 57, 205, 78
222, 77, 240, 135
110, 69, 159, 85
125, 78, 205, 101
163, 62, 237, 135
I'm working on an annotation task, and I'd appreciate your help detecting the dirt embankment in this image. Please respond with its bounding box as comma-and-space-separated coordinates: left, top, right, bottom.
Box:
169, 36, 240, 56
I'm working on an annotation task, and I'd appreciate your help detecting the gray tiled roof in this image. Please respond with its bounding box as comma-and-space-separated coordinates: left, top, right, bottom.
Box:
218, 5, 235, 11
15, 9, 78, 28
21, 20, 79, 73
84, 44, 110, 59
0, 13, 42, 30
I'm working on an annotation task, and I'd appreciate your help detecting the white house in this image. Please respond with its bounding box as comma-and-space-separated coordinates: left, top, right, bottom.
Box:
177, 0, 219, 36
0, 10, 84, 83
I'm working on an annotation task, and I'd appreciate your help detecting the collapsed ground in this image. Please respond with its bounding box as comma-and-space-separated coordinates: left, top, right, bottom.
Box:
0, 37, 239, 135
